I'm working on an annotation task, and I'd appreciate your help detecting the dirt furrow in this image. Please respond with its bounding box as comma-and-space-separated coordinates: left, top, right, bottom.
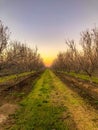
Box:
51, 72, 98, 130
0, 71, 42, 129
56, 72, 98, 109
1, 70, 98, 130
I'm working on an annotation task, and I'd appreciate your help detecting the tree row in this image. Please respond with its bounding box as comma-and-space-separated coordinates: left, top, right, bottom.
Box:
0, 20, 45, 75
52, 27, 98, 79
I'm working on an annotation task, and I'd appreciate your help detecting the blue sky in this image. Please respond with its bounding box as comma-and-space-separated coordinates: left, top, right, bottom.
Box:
0, 0, 98, 65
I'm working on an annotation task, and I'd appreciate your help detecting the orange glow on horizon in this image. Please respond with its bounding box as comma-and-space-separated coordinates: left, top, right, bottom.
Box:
43, 57, 55, 67
40, 50, 57, 67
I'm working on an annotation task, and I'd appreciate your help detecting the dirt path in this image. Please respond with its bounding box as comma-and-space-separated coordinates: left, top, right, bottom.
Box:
0, 103, 18, 130
2, 70, 98, 130
55, 72, 98, 110
50, 71, 98, 130
56, 72, 98, 100
0, 71, 42, 129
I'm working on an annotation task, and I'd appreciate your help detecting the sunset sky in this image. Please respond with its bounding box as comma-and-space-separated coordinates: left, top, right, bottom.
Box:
0, 0, 98, 66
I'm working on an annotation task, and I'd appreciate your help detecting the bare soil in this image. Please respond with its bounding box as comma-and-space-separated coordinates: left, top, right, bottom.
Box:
0, 71, 42, 105
54, 72, 98, 130
0, 70, 98, 130
0, 71, 42, 129
56, 72, 98, 109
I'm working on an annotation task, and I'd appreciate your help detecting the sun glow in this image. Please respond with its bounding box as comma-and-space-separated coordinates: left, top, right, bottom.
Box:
43, 56, 55, 67
40, 49, 56, 67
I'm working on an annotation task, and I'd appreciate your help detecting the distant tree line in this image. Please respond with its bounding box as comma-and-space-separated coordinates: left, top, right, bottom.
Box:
52, 27, 98, 79
0, 20, 45, 75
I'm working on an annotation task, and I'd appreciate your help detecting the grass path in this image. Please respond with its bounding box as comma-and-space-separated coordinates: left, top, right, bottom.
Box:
9, 70, 98, 130
58, 71, 98, 83
0, 71, 34, 84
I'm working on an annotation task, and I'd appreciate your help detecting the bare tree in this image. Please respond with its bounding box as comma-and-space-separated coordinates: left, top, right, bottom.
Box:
5, 41, 45, 74
0, 20, 9, 72
52, 27, 98, 83
80, 30, 97, 79
0, 20, 44, 75
65, 40, 81, 73
0, 20, 9, 53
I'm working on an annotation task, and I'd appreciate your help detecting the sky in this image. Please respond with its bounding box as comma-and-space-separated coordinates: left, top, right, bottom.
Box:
0, 0, 98, 66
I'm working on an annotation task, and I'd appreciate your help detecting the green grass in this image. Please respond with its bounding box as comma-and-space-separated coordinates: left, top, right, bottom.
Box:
51, 71, 98, 130
8, 70, 98, 130
10, 70, 71, 130
59, 71, 98, 83
0, 71, 34, 84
